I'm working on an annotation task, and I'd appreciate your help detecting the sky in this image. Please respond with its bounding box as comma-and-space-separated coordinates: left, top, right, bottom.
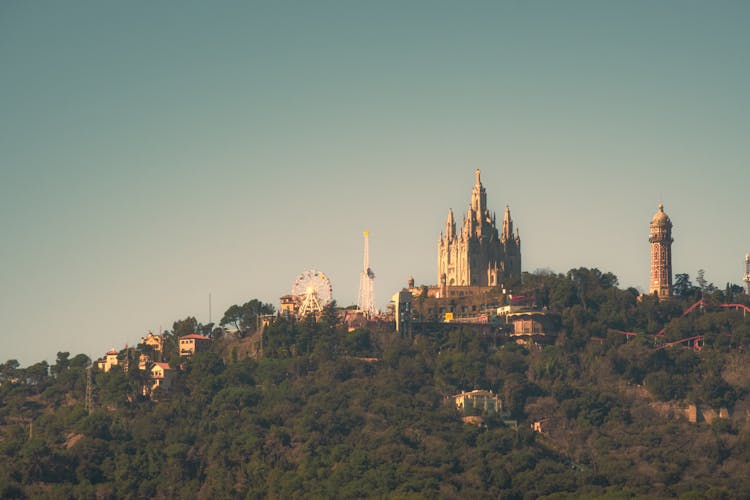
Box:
1, 1, 749, 366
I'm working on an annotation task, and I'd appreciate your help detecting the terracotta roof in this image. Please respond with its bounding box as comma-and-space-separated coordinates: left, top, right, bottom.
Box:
152, 362, 172, 370
180, 333, 211, 340
106, 349, 118, 355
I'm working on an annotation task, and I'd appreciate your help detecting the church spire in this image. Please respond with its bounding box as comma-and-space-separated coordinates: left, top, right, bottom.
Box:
501, 205, 513, 243
438, 169, 523, 287
445, 208, 456, 240
470, 169, 487, 217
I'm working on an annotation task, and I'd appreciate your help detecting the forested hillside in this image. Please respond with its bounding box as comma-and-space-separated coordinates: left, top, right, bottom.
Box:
2, 269, 750, 499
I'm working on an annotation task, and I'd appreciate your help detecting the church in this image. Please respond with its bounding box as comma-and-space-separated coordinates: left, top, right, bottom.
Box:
393, 169, 523, 328
438, 169, 521, 289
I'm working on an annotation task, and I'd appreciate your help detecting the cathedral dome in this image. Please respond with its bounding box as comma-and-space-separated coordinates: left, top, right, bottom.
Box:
651, 204, 671, 225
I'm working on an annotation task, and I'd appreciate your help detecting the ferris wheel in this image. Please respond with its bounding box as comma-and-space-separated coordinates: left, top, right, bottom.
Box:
292, 269, 333, 316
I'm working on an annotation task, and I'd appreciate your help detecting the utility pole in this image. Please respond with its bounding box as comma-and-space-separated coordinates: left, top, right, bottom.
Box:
85, 364, 93, 415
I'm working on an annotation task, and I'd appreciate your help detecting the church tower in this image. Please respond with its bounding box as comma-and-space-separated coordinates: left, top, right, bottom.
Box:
438, 170, 521, 288
649, 203, 673, 298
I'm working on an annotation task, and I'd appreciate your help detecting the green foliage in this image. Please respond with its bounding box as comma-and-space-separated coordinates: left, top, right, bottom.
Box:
2, 269, 750, 496
172, 316, 200, 338
220, 299, 275, 337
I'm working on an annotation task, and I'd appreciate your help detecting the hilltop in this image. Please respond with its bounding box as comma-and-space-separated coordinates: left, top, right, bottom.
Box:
2, 268, 750, 499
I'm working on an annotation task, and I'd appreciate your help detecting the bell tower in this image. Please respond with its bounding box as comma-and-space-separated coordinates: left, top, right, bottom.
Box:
649, 204, 673, 298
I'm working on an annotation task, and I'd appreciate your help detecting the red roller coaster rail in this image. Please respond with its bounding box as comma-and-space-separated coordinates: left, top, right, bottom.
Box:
605, 299, 749, 350
654, 335, 704, 351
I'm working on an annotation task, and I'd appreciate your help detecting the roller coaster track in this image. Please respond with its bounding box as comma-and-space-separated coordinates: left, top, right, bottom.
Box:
717, 303, 750, 314
609, 299, 705, 339
607, 299, 749, 350
654, 335, 704, 351
652, 299, 707, 337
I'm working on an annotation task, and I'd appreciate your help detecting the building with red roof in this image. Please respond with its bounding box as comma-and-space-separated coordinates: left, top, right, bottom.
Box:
179, 333, 211, 356
96, 348, 120, 373
145, 362, 175, 397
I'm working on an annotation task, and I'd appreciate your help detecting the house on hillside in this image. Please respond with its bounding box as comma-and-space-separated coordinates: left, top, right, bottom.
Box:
140, 331, 164, 359
452, 389, 511, 426
145, 362, 175, 397
179, 334, 211, 356
96, 349, 120, 373
342, 309, 368, 332
503, 310, 560, 347
454, 390, 506, 416
138, 352, 151, 370
280, 294, 297, 317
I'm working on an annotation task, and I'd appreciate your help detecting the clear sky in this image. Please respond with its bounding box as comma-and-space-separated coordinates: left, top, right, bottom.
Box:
2, 1, 748, 366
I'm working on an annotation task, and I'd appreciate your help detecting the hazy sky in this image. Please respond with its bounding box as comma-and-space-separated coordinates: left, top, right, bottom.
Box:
2, 1, 749, 366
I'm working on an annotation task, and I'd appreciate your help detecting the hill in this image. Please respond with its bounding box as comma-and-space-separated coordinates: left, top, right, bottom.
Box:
2, 269, 750, 498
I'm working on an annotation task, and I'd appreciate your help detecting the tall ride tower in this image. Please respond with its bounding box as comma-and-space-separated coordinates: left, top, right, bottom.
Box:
357, 231, 376, 317
649, 204, 673, 298
744, 253, 750, 295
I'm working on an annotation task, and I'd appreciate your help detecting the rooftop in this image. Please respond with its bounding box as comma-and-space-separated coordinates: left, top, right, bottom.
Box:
180, 333, 211, 340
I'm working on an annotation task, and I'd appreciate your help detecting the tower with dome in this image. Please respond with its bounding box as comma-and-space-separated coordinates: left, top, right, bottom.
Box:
649, 203, 673, 298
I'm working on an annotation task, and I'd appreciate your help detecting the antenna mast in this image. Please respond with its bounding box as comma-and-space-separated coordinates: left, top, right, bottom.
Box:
357, 231, 376, 317
744, 253, 750, 295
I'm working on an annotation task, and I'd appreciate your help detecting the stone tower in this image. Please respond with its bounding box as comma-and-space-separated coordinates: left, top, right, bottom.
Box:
649, 203, 673, 298
438, 170, 521, 288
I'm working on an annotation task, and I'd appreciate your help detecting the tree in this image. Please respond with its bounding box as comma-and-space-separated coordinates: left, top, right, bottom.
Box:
69, 353, 91, 369
696, 270, 718, 294
220, 299, 275, 337
172, 317, 199, 338
199, 322, 215, 337
674, 273, 693, 297
1, 359, 20, 382
25, 361, 49, 386
50, 352, 70, 377
724, 283, 745, 303
696, 270, 708, 291
220, 304, 244, 331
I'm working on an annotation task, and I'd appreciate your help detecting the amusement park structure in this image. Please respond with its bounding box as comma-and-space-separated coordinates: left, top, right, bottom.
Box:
292, 269, 333, 317
357, 231, 376, 317
609, 298, 750, 352
744, 253, 750, 295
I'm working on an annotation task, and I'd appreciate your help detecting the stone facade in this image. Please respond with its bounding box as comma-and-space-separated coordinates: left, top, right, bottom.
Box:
438, 170, 521, 288
453, 390, 506, 416
505, 310, 560, 346
410, 288, 501, 322
649, 204, 673, 298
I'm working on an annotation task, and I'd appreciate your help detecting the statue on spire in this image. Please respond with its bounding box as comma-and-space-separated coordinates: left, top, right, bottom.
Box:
470, 168, 487, 217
